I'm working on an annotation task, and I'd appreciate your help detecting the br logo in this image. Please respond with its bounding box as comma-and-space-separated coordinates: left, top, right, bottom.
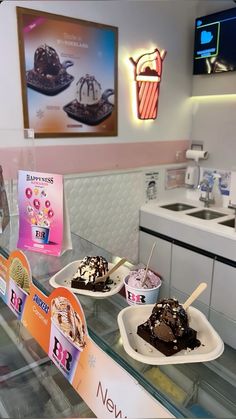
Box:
35, 229, 46, 239
52, 337, 73, 372
10, 289, 23, 313
127, 290, 146, 303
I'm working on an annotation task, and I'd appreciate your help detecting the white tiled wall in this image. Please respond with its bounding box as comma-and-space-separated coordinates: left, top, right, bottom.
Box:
64, 171, 144, 263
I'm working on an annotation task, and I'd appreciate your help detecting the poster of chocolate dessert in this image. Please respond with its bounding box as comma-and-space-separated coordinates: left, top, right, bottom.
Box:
17, 7, 118, 138
0, 165, 10, 234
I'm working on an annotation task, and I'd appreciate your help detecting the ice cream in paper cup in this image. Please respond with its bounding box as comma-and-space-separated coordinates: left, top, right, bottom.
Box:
124, 267, 161, 306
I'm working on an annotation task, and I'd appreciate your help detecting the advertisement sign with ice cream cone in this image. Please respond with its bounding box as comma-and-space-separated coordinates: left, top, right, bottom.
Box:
129, 48, 166, 120
17, 170, 72, 256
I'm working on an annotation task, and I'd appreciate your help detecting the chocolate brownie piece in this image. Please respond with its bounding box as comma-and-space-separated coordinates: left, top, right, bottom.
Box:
137, 298, 201, 356
137, 323, 200, 356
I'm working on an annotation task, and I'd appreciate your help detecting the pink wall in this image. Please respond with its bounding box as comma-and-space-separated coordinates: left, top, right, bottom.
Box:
1, 140, 189, 179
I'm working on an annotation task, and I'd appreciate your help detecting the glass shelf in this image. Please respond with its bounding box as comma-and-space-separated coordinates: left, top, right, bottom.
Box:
0, 216, 236, 418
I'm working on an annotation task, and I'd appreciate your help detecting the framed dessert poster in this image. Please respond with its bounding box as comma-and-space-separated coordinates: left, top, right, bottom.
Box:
17, 7, 118, 138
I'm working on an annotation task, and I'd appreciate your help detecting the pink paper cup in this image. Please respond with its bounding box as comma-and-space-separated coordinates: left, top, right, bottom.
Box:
49, 320, 82, 383
31, 225, 50, 244
124, 275, 161, 306
8, 277, 28, 320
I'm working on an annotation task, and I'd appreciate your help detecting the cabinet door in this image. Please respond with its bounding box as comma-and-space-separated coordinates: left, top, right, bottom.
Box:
171, 245, 213, 305
139, 231, 171, 284
211, 261, 236, 320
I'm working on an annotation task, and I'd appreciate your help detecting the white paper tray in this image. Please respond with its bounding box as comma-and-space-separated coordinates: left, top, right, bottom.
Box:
49, 260, 130, 298
117, 304, 224, 365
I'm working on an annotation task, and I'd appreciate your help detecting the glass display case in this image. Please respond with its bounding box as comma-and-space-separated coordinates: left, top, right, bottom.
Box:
0, 216, 236, 418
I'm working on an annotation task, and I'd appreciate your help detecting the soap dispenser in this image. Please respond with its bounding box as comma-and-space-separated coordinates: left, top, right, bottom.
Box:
212, 174, 223, 207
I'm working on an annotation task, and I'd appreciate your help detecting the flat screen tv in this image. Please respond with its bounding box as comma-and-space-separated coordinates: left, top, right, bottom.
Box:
193, 7, 236, 75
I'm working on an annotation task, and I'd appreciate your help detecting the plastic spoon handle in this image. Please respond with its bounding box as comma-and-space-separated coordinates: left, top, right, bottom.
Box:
95, 257, 127, 283
182, 282, 207, 310
142, 241, 157, 286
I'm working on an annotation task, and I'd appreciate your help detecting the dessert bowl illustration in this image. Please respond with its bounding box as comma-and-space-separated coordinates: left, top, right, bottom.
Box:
63, 73, 114, 125
49, 296, 86, 382
26, 44, 74, 95
31, 224, 50, 244
25, 190, 54, 245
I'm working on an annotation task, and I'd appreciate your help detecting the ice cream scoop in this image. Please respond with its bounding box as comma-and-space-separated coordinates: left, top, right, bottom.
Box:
127, 268, 161, 289
151, 298, 189, 342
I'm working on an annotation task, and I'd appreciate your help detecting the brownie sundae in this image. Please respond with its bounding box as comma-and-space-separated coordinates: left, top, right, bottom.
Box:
71, 256, 113, 292
26, 44, 74, 95
137, 298, 201, 356
63, 74, 114, 125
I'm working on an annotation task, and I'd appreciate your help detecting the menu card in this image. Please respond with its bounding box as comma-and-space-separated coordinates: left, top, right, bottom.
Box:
17, 170, 72, 256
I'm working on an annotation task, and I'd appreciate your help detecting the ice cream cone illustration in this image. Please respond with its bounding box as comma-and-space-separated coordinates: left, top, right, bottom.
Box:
130, 48, 166, 120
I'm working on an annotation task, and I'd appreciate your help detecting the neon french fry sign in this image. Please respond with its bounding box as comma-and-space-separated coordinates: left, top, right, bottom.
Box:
129, 48, 166, 120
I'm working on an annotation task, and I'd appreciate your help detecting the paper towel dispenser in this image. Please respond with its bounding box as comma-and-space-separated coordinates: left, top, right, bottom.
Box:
185, 166, 198, 188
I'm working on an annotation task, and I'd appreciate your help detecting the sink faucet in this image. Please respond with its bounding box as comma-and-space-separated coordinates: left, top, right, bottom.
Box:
199, 179, 215, 208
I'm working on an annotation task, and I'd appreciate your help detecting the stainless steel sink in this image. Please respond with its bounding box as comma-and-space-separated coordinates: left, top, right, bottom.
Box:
160, 203, 196, 211
187, 209, 227, 220
218, 218, 235, 228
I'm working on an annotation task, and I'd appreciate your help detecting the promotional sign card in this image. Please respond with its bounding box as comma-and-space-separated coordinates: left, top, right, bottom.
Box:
0, 165, 10, 234
17, 170, 72, 256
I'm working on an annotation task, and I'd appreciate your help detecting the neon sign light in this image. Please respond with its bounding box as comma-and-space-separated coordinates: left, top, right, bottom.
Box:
129, 48, 166, 120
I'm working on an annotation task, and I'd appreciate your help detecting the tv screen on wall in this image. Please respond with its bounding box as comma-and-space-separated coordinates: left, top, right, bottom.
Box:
193, 7, 236, 75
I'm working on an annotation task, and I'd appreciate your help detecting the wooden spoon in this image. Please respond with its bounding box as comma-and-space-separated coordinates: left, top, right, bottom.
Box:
182, 282, 207, 310
141, 241, 157, 287
94, 257, 127, 283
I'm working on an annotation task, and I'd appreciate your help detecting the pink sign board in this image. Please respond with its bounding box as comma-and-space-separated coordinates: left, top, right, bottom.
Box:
17, 170, 64, 256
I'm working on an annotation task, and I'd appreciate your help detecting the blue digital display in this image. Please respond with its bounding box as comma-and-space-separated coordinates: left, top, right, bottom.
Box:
193, 7, 236, 75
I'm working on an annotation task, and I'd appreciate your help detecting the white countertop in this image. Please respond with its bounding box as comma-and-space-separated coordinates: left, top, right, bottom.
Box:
140, 189, 236, 261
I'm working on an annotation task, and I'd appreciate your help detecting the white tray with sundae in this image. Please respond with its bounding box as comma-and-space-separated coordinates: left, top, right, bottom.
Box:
117, 298, 224, 365
50, 256, 130, 298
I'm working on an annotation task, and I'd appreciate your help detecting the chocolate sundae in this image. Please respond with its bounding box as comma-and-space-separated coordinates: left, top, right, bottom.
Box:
137, 298, 201, 356
26, 44, 74, 95
63, 74, 114, 125
71, 256, 113, 292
